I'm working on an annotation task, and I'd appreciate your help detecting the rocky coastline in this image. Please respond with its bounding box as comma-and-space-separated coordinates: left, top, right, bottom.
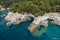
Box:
28, 16, 49, 33
45, 13, 60, 26
4, 12, 34, 27
28, 13, 60, 33
3, 11, 60, 33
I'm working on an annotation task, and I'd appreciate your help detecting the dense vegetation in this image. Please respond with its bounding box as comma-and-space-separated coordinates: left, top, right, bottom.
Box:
0, 0, 60, 16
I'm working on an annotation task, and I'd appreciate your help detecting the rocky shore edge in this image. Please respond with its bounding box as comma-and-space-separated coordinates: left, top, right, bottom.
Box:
3, 11, 60, 33
28, 12, 60, 33
4, 12, 34, 27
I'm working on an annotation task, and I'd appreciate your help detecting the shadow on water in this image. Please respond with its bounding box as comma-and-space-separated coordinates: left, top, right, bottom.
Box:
15, 20, 33, 29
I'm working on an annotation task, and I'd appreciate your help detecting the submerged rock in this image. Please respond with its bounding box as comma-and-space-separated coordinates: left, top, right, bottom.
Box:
28, 23, 38, 32
0, 14, 7, 18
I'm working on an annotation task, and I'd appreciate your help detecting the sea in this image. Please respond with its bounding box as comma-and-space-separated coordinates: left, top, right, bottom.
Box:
0, 10, 60, 40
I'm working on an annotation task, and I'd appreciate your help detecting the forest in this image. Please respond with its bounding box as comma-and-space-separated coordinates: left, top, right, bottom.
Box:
0, 0, 60, 16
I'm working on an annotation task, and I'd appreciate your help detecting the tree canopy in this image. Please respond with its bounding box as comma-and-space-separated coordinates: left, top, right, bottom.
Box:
0, 0, 60, 16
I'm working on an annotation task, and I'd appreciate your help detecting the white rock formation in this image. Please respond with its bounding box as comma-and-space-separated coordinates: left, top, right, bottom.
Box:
0, 5, 5, 11
45, 13, 60, 25
4, 12, 60, 30
28, 16, 49, 32
28, 13, 60, 33
4, 12, 34, 27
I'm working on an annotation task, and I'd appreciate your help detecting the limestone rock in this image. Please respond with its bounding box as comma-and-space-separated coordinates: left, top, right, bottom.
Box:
45, 13, 60, 26
28, 16, 48, 33
7, 22, 12, 27
4, 12, 34, 27
0, 5, 5, 11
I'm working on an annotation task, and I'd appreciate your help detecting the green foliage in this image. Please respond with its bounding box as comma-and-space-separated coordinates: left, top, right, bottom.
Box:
53, 5, 60, 12
9, 1, 40, 16
0, 0, 60, 16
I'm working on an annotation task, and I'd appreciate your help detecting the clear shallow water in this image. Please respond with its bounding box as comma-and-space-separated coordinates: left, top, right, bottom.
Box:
0, 11, 60, 40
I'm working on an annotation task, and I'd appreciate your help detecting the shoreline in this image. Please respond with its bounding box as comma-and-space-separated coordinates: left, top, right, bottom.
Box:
4, 12, 35, 27
0, 9, 60, 33
28, 13, 60, 33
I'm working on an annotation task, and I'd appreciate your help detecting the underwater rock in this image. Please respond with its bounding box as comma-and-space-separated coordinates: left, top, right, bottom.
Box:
0, 14, 6, 18
28, 23, 39, 32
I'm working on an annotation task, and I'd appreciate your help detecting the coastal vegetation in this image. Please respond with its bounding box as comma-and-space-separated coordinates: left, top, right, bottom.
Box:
0, 0, 60, 16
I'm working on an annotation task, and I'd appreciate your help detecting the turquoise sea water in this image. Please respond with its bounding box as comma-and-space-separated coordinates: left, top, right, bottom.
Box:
0, 11, 60, 40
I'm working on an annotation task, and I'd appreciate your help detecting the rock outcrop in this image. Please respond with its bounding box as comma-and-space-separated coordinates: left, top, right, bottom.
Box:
28, 16, 49, 33
4, 12, 34, 27
45, 13, 60, 26
4, 12, 60, 32
28, 13, 60, 33
0, 5, 5, 11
